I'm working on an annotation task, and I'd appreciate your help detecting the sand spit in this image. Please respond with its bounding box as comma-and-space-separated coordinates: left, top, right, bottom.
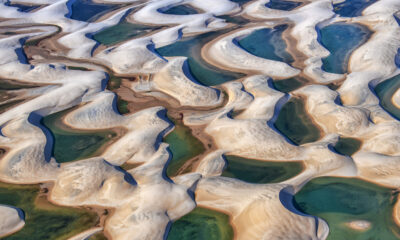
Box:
0, 0, 399, 239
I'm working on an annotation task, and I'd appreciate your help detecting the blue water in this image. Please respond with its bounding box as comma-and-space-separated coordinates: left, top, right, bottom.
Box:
155, 30, 245, 86
375, 74, 400, 120
236, 25, 294, 64
293, 177, 400, 240
67, 0, 119, 22
5, 1, 40, 12
333, 0, 378, 17
158, 4, 198, 15
319, 23, 371, 74
265, 0, 302, 11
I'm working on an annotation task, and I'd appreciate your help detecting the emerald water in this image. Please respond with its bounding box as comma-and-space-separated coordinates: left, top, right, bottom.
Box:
41, 108, 118, 163
375, 74, 400, 120
265, 0, 302, 11
237, 25, 294, 64
319, 23, 371, 74
68, 0, 119, 22
155, 30, 245, 86
0, 182, 99, 240
333, 0, 378, 17
272, 76, 308, 93
333, 137, 362, 156
274, 97, 321, 145
221, 155, 303, 184
167, 207, 233, 240
164, 120, 204, 177
158, 4, 198, 15
293, 177, 400, 240
93, 21, 162, 46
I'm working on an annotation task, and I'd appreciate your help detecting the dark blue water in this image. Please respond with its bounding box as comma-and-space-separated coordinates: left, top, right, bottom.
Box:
67, 0, 119, 22
265, 0, 302, 11
333, 0, 378, 17
5, 1, 40, 12
155, 30, 245, 86
236, 25, 294, 64
319, 23, 371, 74
158, 4, 198, 15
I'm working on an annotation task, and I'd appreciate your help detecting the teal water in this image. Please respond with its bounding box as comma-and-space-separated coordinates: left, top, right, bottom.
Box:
68, 0, 119, 22
158, 4, 198, 15
272, 76, 308, 93
274, 97, 321, 145
293, 177, 400, 240
265, 0, 302, 11
164, 120, 204, 177
333, 0, 378, 17
319, 23, 371, 74
375, 74, 400, 120
221, 155, 303, 184
155, 30, 245, 86
237, 25, 294, 64
41, 108, 118, 163
333, 137, 362, 156
0, 182, 99, 240
167, 207, 233, 240
93, 21, 162, 46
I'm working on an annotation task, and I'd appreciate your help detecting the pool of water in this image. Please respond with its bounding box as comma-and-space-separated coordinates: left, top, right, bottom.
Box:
293, 177, 400, 240
158, 4, 198, 15
41, 108, 118, 163
155, 29, 245, 86
164, 119, 205, 177
375, 74, 400, 120
167, 207, 233, 240
274, 97, 321, 145
88, 232, 108, 240
67, 0, 119, 23
236, 25, 294, 64
333, 0, 378, 17
333, 137, 362, 156
265, 0, 302, 11
0, 182, 99, 240
5, 2, 40, 12
319, 23, 371, 74
272, 76, 308, 93
93, 21, 162, 46
221, 155, 303, 184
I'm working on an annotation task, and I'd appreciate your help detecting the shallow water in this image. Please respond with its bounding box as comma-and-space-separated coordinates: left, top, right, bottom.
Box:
41, 108, 118, 163
221, 155, 303, 184
0, 182, 98, 240
68, 0, 119, 22
333, 137, 362, 156
167, 207, 233, 240
5, 2, 40, 12
272, 76, 308, 93
274, 97, 321, 145
319, 23, 371, 74
93, 21, 162, 46
293, 177, 400, 240
158, 4, 198, 15
265, 0, 302, 11
155, 30, 245, 86
333, 0, 378, 17
88, 232, 108, 240
375, 74, 400, 120
237, 25, 294, 64
164, 120, 204, 177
